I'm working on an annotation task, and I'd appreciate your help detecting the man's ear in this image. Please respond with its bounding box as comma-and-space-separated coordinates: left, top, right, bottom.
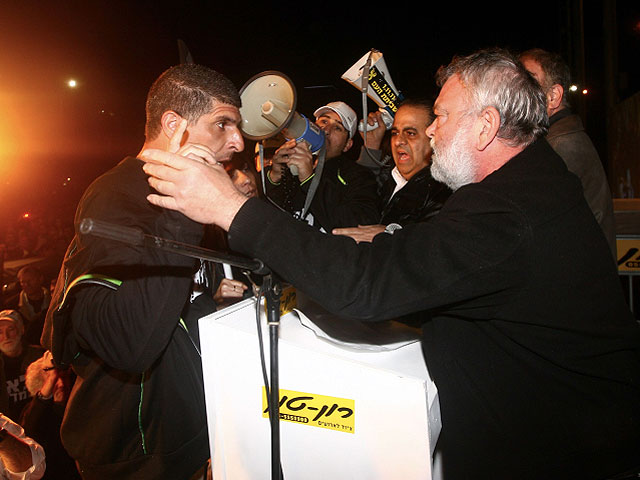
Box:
546, 84, 564, 112
476, 106, 501, 151
342, 137, 354, 153
160, 111, 186, 144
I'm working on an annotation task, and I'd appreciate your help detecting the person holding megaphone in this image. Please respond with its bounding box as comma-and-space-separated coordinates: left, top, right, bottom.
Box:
265, 101, 379, 232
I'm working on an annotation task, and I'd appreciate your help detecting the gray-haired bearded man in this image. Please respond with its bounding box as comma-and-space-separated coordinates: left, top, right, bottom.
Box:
141, 49, 640, 480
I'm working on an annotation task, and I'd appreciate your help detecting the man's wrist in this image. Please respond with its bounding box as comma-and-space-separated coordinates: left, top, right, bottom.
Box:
267, 170, 281, 185
219, 192, 250, 231
364, 139, 382, 150
299, 172, 315, 185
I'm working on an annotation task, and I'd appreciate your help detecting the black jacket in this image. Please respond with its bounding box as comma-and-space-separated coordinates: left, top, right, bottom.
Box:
0, 344, 44, 421
21, 396, 82, 479
42, 157, 212, 479
228, 139, 640, 479
378, 166, 451, 226
265, 154, 379, 231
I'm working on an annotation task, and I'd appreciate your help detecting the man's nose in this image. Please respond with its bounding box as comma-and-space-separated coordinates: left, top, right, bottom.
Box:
394, 132, 407, 145
426, 120, 436, 138
318, 120, 333, 133
228, 128, 244, 152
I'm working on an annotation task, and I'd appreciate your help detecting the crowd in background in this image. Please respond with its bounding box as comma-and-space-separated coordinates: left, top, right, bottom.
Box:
0, 46, 637, 478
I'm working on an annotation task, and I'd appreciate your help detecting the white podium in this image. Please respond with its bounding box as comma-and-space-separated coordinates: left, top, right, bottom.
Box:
199, 295, 441, 479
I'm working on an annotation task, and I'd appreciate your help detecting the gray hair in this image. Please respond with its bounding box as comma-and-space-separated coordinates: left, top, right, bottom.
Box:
435, 48, 548, 147
25, 355, 47, 396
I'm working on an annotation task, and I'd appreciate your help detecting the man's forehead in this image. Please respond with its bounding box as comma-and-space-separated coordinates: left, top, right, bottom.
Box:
434, 75, 466, 112
521, 58, 545, 85
393, 106, 431, 128
206, 102, 241, 122
318, 111, 345, 127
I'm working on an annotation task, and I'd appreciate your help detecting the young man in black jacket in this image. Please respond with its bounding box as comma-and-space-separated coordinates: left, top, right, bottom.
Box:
42, 64, 243, 479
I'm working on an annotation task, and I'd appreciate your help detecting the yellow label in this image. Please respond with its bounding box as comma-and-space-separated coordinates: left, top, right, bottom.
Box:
279, 285, 297, 316
262, 388, 355, 434
617, 237, 640, 272
263, 285, 297, 317
367, 65, 400, 112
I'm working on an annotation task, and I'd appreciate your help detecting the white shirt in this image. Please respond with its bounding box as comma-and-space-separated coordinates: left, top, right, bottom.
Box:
389, 167, 409, 201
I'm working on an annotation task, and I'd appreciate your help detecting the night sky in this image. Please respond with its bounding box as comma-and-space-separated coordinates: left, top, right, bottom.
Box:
1, 1, 638, 225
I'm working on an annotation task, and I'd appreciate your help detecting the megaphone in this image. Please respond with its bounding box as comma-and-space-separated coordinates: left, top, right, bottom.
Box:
239, 71, 325, 177
342, 49, 404, 132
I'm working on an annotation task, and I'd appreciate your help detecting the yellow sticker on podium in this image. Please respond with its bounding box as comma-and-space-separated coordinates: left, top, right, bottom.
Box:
279, 285, 297, 316
262, 388, 355, 433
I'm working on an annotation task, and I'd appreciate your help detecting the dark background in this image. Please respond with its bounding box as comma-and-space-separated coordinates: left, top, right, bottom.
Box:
1, 0, 638, 227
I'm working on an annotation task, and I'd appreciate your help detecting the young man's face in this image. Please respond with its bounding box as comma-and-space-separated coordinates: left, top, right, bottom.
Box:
225, 160, 258, 198
185, 102, 244, 164
315, 111, 352, 159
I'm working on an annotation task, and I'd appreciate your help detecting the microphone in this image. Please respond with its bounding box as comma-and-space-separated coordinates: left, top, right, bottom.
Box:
79, 218, 268, 274
79, 217, 143, 245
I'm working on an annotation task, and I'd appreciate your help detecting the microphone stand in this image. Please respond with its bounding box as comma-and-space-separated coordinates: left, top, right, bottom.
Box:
262, 273, 283, 480
79, 217, 284, 480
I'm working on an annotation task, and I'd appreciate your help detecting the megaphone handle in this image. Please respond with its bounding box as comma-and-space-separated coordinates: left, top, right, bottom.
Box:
300, 144, 326, 219
281, 166, 297, 213
361, 78, 370, 152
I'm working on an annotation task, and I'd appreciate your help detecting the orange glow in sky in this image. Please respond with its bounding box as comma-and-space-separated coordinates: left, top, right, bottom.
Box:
0, 89, 19, 166
0, 3, 144, 218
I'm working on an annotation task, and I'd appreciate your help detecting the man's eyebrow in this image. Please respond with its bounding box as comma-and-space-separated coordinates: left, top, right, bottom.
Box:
213, 114, 241, 125
433, 102, 447, 115
320, 115, 345, 129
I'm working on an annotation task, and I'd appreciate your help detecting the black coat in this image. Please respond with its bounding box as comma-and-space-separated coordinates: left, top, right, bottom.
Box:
265, 154, 379, 231
378, 166, 451, 226
42, 157, 212, 480
229, 139, 640, 479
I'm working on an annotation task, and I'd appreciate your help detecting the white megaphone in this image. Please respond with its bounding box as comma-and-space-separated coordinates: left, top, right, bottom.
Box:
239, 71, 325, 176
342, 49, 404, 132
